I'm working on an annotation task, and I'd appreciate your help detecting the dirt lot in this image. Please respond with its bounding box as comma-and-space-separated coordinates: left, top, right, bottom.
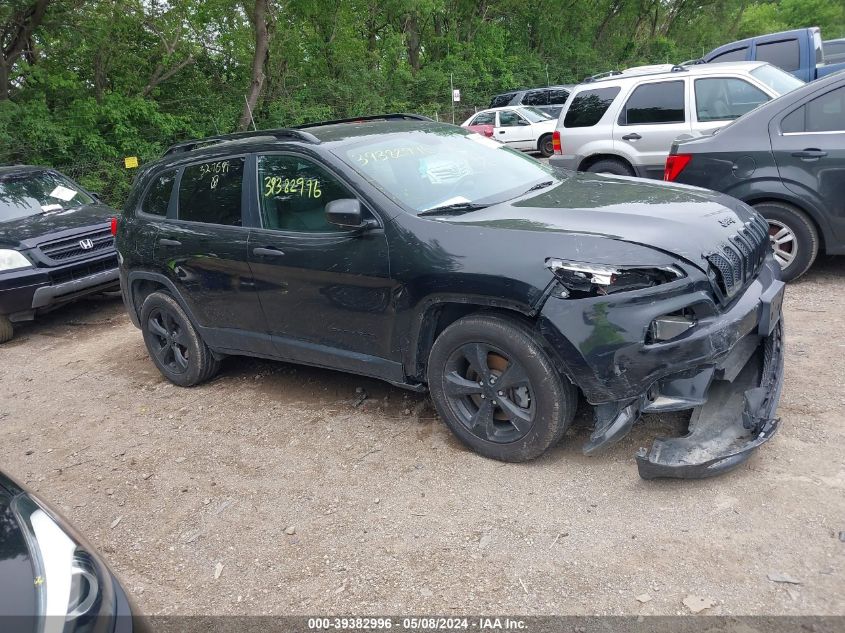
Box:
1, 258, 844, 617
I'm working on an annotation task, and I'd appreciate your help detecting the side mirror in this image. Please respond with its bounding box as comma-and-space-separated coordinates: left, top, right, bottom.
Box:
326, 198, 375, 229
518, 119, 530, 126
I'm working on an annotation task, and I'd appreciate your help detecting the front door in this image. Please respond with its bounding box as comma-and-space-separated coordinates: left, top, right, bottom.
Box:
247, 153, 400, 380
495, 110, 533, 149
612, 79, 690, 179
157, 155, 266, 351
771, 84, 845, 244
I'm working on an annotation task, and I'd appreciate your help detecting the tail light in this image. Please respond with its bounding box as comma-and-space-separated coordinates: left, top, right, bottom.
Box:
552, 130, 562, 154
664, 154, 692, 181
110, 217, 118, 236
483, 127, 494, 138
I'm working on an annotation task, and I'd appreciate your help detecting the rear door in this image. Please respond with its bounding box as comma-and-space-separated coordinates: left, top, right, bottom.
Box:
771, 84, 845, 243
155, 155, 266, 350
495, 110, 533, 149
246, 152, 399, 378
612, 79, 690, 178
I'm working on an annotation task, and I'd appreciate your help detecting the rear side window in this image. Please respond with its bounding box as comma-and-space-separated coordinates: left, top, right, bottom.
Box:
620, 80, 685, 125
782, 86, 845, 133
142, 171, 175, 217
756, 40, 800, 72
694, 78, 769, 122
522, 90, 548, 106
490, 93, 516, 108
470, 112, 495, 126
710, 47, 747, 63
549, 89, 570, 104
563, 87, 621, 128
178, 158, 244, 226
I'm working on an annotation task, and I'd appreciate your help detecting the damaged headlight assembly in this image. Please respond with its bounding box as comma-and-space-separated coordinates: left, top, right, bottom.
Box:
545, 258, 685, 298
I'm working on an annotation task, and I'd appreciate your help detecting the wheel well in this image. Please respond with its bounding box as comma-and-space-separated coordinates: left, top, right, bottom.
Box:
744, 197, 826, 253
413, 303, 535, 380
131, 279, 169, 317
578, 154, 634, 173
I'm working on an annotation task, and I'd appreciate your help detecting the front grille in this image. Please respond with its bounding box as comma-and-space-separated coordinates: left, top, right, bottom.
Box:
706, 215, 770, 302
37, 228, 114, 265
49, 255, 118, 285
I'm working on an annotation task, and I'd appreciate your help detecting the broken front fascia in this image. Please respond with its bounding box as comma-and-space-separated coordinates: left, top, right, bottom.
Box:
537, 256, 785, 479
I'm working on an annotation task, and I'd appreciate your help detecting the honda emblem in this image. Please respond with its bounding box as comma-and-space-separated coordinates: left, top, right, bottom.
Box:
79, 238, 94, 250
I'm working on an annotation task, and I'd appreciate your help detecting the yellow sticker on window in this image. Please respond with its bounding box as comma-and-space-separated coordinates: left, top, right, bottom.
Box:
124, 156, 139, 169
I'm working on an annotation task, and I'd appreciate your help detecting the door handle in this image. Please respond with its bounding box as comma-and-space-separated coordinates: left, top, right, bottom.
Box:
791, 149, 827, 159
158, 238, 182, 247
253, 247, 285, 257
497, 130, 506, 134
622, 133, 642, 141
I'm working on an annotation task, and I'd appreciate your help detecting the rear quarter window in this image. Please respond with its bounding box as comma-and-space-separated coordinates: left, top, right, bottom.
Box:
141, 170, 176, 217
563, 87, 621, 128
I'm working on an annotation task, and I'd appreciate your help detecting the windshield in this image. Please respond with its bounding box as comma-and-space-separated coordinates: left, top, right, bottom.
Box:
334, 128, 565, 214
519, 107, 554, 122
750, 64, 804, 95
0, 171, 94, 223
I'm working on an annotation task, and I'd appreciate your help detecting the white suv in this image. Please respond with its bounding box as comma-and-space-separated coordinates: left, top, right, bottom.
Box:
549, 61, 804, 178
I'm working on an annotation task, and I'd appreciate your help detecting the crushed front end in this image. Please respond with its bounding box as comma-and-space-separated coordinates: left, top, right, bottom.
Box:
538, 227, 786, 480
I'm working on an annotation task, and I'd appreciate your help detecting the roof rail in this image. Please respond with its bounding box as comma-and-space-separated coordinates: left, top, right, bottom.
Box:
163, 129, 320, 156
582, 70, 624, 83
295, 113, 433, 129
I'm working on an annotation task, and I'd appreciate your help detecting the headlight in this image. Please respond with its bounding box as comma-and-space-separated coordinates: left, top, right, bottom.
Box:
12, 494, 115, 633
546, 258, 684, 298
0, 249, 32, 272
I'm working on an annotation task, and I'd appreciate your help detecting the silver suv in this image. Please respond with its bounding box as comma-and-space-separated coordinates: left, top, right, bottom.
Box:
549, 62, 804, 179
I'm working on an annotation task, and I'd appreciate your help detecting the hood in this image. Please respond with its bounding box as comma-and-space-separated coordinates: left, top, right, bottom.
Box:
439, 172, 757, 271
0, 204, 115, 248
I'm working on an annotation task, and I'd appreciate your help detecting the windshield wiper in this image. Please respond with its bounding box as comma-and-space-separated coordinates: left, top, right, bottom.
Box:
418, 202, 490, 217
523, 180, 554, 193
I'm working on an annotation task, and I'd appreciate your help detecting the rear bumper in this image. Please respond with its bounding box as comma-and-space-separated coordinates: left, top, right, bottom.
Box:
0, 254, 118, 319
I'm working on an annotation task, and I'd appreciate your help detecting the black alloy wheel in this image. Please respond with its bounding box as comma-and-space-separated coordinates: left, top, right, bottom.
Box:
147, 307, 190, 375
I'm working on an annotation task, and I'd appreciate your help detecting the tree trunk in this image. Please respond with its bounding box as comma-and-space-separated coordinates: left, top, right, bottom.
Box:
238, 0, 271, 132
0, 0, 51, 100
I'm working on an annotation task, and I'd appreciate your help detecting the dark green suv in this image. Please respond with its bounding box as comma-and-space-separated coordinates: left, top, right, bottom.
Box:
117, 114, 786, 479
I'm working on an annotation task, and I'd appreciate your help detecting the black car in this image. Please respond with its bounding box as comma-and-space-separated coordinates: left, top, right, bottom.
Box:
0, 470, 142, 632
0, 166, 120, 342
116, 114, 785, 480
665, 70, 845, 281
489, 85, 574, 117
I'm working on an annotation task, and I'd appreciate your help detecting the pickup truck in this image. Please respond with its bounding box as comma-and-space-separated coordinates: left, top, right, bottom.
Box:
703, 27, 845, 82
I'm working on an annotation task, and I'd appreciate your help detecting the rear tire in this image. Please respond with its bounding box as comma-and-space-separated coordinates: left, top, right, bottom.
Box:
427, 313, 577, 462
0, 315, 13, 344
140, 291, 220, 387
753, 201, 819, 282
585, 158, 634, 176
538, 134, 554, 158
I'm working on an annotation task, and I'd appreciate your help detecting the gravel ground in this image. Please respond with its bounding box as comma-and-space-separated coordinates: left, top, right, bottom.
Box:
1, 257, 844, 617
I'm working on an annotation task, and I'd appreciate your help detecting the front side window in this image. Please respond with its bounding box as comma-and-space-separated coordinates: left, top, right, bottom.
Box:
522, 90, 548, 106
178, 157, 244, 226
782, 87, 845, 133
695, 77, 769, 122
710, 47, 747, 63
258, 155, 353, 233
498, 111, 526, 127
142, 170, 175, 217
470, 112, 495, 126
756, 40, 800, 72
563, 87, 621, 128
620, 80, 685, 125
519, 107, 554, 122
0, 171, 94, 223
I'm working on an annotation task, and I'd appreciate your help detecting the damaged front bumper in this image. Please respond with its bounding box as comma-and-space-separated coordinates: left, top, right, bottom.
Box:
539, 256, 785, 480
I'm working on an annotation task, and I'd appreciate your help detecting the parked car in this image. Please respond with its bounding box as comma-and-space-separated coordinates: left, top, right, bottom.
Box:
462, 106, 557, 156
0, 469, 144, 632
703, 27, 845, 82
0, 166, 120, 343
116, 114, 785, 480
825, 38, 845, 65
489, 85, 574, 117
666, 70, 845, 282
549, 62, 803, 179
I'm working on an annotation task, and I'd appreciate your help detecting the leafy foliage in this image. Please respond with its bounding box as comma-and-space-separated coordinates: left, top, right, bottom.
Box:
1, 0, 843, 203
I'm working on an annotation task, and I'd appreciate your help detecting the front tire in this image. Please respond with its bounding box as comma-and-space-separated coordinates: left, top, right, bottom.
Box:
753, 201, 819, 282
0, 315, 13, 344
538, 134, 554, 158
140, 291, 220, 387
427, 313, 577, 462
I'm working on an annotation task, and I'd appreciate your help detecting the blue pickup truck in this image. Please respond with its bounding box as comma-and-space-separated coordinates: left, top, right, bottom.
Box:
703, 27, 845, 82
